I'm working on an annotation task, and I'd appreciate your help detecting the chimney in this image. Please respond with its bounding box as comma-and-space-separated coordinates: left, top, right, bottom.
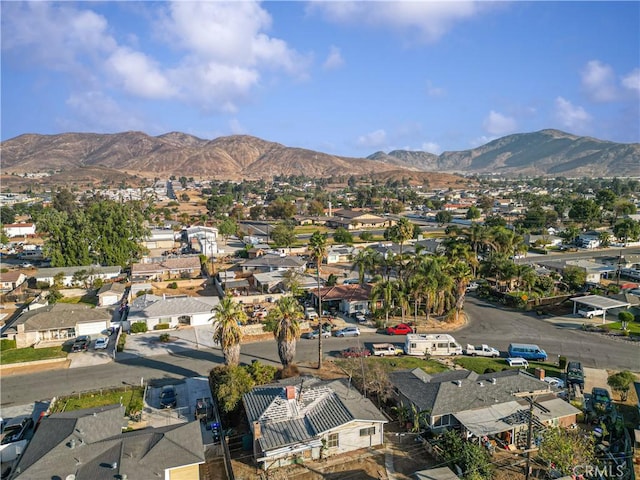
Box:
253, 421, 261, 439
285, 385, 296, 400
535, 368, 545, 381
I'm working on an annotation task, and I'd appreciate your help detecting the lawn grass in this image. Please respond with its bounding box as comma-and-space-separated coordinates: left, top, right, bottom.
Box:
0, 345, 67, 364
51, 386, 144, 416
1, 339, 17, 350
369, 355, 450, 374
294, 225, 330, 235
57, 294, 98, 307
454, 356, 563, 377
606, 321, 640, 334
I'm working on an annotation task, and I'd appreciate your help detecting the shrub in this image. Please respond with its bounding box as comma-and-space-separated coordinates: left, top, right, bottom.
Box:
36, 281, 51, 290
484, 368, 496, 374
167, 282, 178, 289
130, 322, 148, 334
154, 323, 170, 330
159, 333, 171, 342
1, 339, 17, 350
117, 333, 127, 352
279, 364, 300, 379
558, 356, 567, 370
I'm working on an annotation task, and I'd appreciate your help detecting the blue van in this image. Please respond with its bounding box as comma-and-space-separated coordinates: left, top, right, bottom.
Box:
507, 343, 547, 361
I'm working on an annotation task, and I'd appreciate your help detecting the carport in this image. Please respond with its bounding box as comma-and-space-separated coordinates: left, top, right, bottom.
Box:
570, 295, 631, 323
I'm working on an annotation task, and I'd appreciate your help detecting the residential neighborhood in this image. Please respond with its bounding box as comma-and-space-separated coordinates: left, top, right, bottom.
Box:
1, 175, 639, 480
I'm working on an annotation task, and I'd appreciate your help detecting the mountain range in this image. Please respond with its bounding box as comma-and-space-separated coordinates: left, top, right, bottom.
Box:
1, 129, 638, 184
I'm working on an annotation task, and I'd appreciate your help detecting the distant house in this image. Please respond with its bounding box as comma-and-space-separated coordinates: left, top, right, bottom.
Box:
12, 404, 205, 480
8, 303, 112, 347
183, 225, 219, 256
243, 376, 387, 470
388, 368, 580, 447
326, 209, 394, 230
239, 253, 306, 274
131, 256, 201, 282
35, 266, 122, 287
524, 233, 563, 248
127, 293, 219, 329
0, 271, 27, 292
310, 283, 373, 315
96, 282, 127, 307
326, 245, 356, 264
144, 228, 178, 250
536, 259, 616, 284
3, 222, 36, 238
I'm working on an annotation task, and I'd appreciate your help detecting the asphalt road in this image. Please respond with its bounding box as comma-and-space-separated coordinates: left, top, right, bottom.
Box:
1, 296, 638, 407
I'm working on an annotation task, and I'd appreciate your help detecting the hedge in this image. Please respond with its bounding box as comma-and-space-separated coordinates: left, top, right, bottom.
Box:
154, 323, 170, 330
130, 322, 148, 334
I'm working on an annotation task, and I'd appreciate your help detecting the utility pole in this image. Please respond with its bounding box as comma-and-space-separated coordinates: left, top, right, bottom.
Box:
513, 389, 548, 480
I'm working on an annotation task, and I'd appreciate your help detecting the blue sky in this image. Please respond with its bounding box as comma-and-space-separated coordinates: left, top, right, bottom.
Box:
2, 1, 639, 158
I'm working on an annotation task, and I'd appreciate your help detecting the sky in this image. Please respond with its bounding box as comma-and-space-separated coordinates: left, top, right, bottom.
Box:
2, 1, 639, 158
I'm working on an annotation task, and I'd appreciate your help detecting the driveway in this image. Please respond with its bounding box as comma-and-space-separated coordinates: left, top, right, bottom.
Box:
118, 325, 217, 359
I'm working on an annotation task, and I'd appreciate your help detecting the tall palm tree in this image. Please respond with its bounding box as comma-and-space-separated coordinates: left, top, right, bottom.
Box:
371, 279, 399, 327
210, 293, 247, 366
266, 295, 303, 368
447, 260, 473, 323
308, 230, 328, 369
350, 247, 376, 285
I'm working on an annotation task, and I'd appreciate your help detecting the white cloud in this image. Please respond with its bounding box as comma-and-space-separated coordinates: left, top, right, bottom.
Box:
470, 135, 496, 148
581, 60, 617, 102
421, 142, 442, 154
308, 1, 492, 43
554, 97, 591, 131
357, 129, 387, 148
228, 118, 246, 135
323, 46, 345, 70
426, 81, 445, 97
483, 110, 517, 136
106, 48, 175, 99
62, 91, 145, 132
621, 68, 640, 94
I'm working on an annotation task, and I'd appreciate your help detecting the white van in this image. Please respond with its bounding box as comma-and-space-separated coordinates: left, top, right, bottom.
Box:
404, 334, 463, 356
506, 357, 529, 368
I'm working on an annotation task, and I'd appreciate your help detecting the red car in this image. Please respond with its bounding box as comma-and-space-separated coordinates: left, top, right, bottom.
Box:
386, 323, 413, 335
341, 346, 371, 358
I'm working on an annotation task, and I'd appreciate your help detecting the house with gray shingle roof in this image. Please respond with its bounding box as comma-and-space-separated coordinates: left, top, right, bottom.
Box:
389, 368, 580, 448
12, 404, 205, 480
243, 376, 387, 470
35, 266, 122, 287
127, 293, 219, 329
239, 253, 306, 274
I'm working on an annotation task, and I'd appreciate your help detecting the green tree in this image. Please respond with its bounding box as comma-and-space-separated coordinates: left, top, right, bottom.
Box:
447, 260, 473, 323
562, 266, 586, 291
440, 429, 493, 480
465, 205, 481, 220
308, 230, 328, 368
249, 205, 264, 220
333, 227, 353, 244
52, 188, 77, 214
0, 229, 9, 245
218, 218, 238, 244
351, 248, 376, 285
270, 222, 296, 252
618, 310, 634, 330
266, 296, 303, 367
598, 231, 611, 248
568, 198, 600, 227
613, 218, 640, 244
246, 360, 278, 385
595, 189, 617, 210
607, 370, 636, 401
435, 210, 453, 224
539, 427, 595, 476
210, 294, 247, 366
210, 365, 255, 414
371, 279, 399, 327
385, 217, 414, 256
307, 199, 325, 216
46, 287, 63, 304
266, 197, 296, 219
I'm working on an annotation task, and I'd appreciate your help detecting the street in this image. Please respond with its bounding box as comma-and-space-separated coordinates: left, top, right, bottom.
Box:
1, 296, 638, 407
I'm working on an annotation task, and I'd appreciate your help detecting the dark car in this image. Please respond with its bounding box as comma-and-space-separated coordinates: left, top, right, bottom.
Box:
566, 361, 584, 387
341, 346, 371, 358
591, 387, 612, 411
71, 335, 91, 352
160, 385, 177, 408
0, 417, 34, 445
386, 323, 413, 335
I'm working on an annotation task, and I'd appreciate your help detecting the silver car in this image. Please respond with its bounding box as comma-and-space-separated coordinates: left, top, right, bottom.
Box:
335, 326, 360, 337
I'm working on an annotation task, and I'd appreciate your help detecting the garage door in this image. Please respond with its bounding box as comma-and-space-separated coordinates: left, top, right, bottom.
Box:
76, 320, 108, 336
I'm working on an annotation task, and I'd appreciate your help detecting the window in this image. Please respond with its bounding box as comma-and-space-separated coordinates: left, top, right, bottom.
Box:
437, 343, 447, 349
326, 433, 339, 448
360, 427, 375, 437
433, 414, 450, 428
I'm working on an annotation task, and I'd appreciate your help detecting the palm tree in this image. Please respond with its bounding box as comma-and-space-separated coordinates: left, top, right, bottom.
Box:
210, 293, 247, 366
266, 295, 303, 368
447, 260, 473, 323
350, 247, 376, 285
308, 230, 328, 369
371, 279, 399, 327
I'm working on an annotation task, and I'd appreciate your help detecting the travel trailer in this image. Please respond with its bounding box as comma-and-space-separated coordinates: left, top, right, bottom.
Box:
404, 334, 463, 356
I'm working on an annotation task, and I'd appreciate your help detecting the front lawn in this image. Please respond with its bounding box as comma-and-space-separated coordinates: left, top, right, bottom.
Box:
57, 294, 98, 306
606, 321, 640, 335
369, 355, 450, 373
0, 345, 68, 364
454, 356, 563, 377
50, 386, 144, 416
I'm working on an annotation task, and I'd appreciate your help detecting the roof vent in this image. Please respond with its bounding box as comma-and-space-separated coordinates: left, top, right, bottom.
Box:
69, 439, 76, 449
455, 380, 462, 387
478, 381, 484, 387
111, 462, 118, 470
490, 378, 497, 385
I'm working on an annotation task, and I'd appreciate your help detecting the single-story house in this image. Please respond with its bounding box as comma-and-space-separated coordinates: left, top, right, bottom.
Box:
326, 245, 356, 264
35, 266, 122, 287
253, 271, 320, 294
3, 222, 36, 237
183, 226, 219, 256
0, 271, 27, 292
389, 368, 580, 448
144, 228, 178, 250
310, 283, 373, 315
131, 256, 201, 282
536, 259, 616, 284
524, 234, 563, 248
239, 253, 306, 274
96, 282, 127, 307
243, 376, 387, 470
326, 209, 395, 230
12, 404, 205, 480
127, 293, 219, 329
8, 303, 112, 347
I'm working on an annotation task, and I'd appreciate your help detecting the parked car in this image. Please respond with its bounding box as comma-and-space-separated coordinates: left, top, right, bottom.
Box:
463, 344, 500, 358
304, 328, 331, 340
0, 417, 34, 445
160, 385, 177, 408
466, 282, 479, 292
335, 326, 360, 337
578, 306, 604, 319
341, 346, 371, 358
304, 307, 319, 320
591, 387, 612, 411
94, 337, 109, 350
386, 323, 413, 335
71, 335, 91, 352
506, 357, 529, 368
543, 377, 566, 389
19, 262, 33, 269
566, 361, 585, 387
354, 312, 367, 323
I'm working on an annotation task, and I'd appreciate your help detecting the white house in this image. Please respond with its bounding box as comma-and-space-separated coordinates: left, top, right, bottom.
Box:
183, 226, 219, 256
0, 271, 27, 292
126, 294, 219, 330
97, 282, 127, 307
34, 266, 122, 287
3, 223, 36, 238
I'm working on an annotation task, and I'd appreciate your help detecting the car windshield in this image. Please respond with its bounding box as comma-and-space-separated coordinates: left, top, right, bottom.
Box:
161, 389, 175, 398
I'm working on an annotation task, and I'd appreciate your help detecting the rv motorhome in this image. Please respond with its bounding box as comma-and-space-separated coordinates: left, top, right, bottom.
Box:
404, 333, 463, 356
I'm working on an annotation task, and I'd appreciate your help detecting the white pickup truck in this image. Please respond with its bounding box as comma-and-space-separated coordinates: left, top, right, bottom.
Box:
372, 343, 402, 356
463, 344, 500, 358
578, 307, 604, 319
